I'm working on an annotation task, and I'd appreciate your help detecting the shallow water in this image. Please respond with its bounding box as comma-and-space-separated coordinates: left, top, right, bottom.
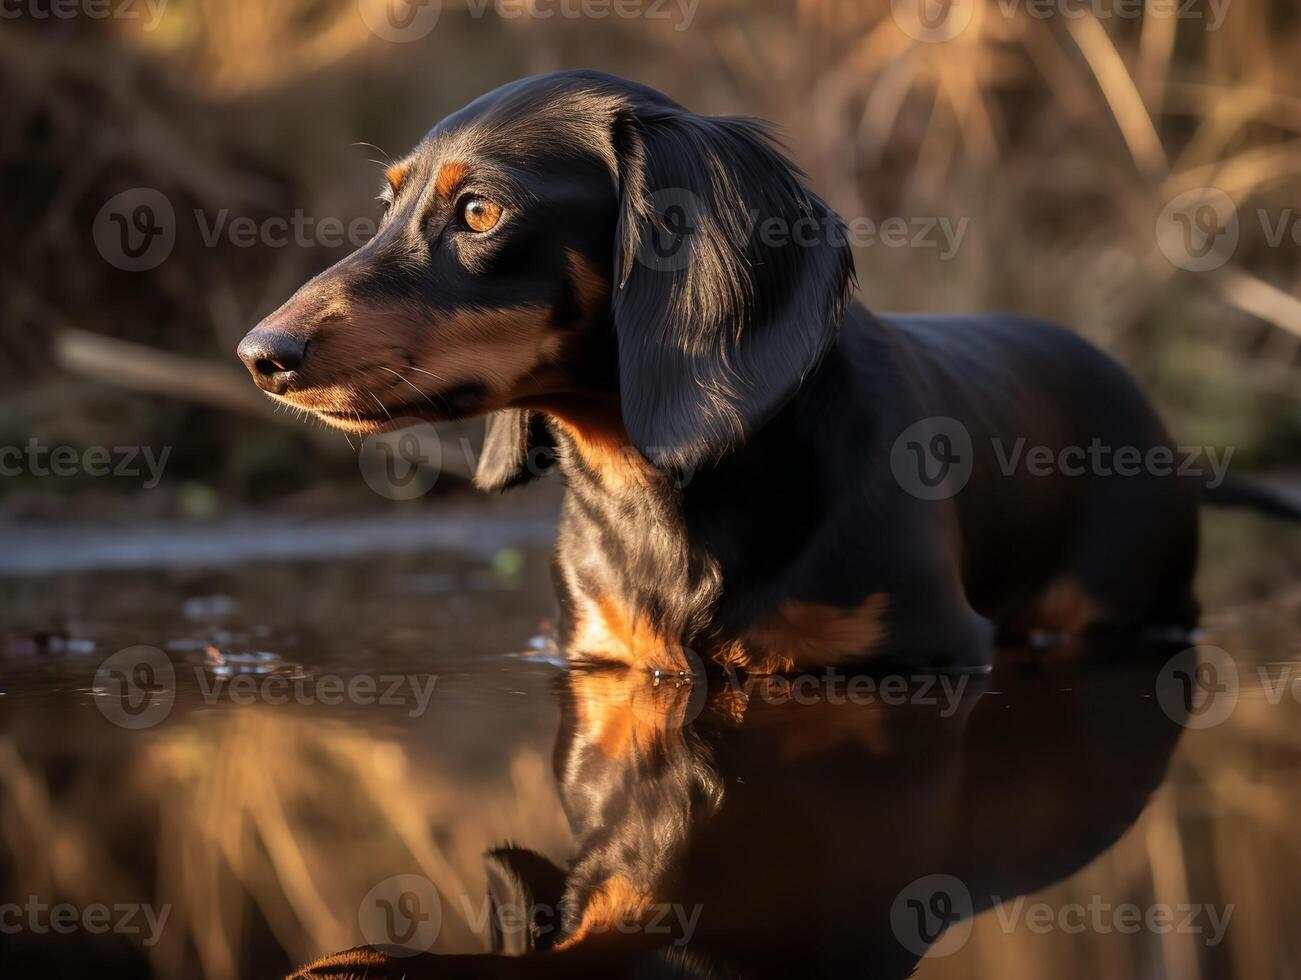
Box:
1, 507, 1299, 979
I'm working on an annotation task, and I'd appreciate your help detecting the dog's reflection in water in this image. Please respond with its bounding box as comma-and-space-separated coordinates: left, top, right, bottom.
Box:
292, 645, 1188, 979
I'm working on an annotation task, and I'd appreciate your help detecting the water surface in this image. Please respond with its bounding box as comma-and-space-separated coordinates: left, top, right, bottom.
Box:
1, 508, 1298, 979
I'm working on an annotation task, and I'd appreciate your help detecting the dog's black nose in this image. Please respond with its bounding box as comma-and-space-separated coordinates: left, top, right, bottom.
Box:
237, 330, 308, 394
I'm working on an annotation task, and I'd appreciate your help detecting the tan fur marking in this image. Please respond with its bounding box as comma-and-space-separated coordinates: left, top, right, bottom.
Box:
565, 248, 611, 318
434, 161, 467, 199
736, 594, 890, 672
518, 253, 646, 483
522, 393, 654, 489
1027, 576, 1103, 636
556, 875, 654, 949
568, 666, 696, 761
384, 162, 407, 195
559, 419, 654, 488
411, 304, 562, 394
568, 593, 685, 671
777, 701, 894, 759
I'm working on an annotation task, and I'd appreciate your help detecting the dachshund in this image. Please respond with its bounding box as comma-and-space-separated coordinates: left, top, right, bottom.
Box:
287, 645, 1191, 977
237, 68, 1216, 676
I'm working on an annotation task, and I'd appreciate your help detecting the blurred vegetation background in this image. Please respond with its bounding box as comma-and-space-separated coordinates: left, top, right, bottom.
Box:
1, 0, 1299, 521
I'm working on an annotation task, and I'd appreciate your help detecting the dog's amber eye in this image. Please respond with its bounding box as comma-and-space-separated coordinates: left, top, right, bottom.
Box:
461, 197, 502, 233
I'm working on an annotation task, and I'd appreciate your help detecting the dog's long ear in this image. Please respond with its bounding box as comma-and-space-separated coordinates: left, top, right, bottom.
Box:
474, 410, 555, 492
482, 846, 568, 954
610, 107, 855, 470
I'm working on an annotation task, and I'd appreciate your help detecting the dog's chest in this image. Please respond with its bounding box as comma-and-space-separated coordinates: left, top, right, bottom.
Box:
552, 483, 717, 671
552, 487, 889, 673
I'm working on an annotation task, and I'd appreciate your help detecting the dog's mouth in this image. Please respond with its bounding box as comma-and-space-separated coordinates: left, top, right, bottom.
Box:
313, 407, 417, 433
260, 391, 434, 433
289, 382, 493, 433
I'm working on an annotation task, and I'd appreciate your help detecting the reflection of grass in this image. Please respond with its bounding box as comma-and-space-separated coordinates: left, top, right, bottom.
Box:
0, 712, 570, 979
918, 754, 1301, 980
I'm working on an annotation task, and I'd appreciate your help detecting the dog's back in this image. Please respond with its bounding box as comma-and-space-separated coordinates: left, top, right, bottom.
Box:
860, 309, 1199, 633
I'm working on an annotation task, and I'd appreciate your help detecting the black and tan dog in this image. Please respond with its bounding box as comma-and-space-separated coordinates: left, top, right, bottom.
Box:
239, 68, 1233, 673
287, 648, 1191, 978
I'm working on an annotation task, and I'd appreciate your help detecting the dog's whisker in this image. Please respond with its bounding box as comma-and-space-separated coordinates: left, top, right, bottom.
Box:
405, 365, 449, 385
353, 141, 394, 165
377, 365, 443, 412
400, 365, 456, 413
342, 385, 367, 430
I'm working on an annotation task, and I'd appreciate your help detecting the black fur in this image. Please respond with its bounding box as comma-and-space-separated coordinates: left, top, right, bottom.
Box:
608, 99, 855, 469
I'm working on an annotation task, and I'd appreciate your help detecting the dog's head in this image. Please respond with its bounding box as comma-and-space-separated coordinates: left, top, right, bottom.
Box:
237, 70, 854, 481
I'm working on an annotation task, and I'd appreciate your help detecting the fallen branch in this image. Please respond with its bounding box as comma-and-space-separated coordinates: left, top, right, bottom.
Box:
55, 327, 272, 418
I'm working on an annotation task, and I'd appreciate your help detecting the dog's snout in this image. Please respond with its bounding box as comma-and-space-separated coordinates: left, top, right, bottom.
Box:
237, 329, 309, 394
